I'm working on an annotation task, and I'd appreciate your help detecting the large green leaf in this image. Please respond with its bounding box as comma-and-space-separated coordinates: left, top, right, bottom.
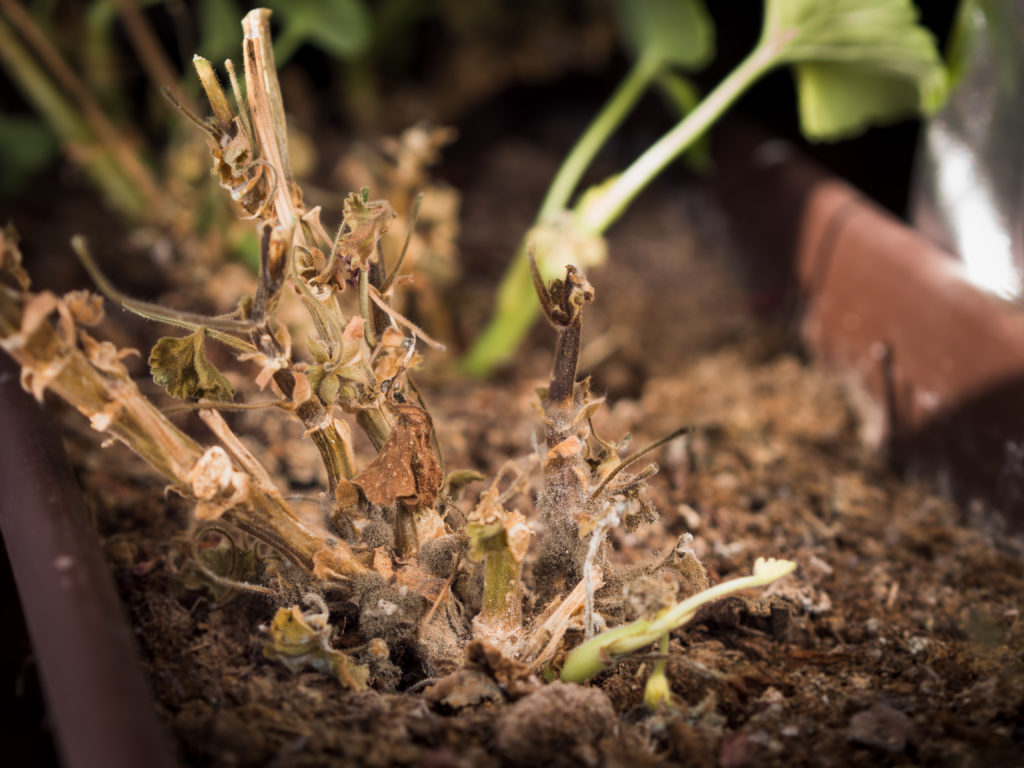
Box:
765, 0, 947, 141
613, 0, 714, 71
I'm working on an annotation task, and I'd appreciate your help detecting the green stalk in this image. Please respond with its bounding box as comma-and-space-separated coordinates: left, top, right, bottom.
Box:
538, 58, 657, 222
578, 41, 777, 235
561, 558, 795, 683
463, 40, 779, 376
468, 520, 524, 633
461, 58, 656, 377
482, 544, 521, 621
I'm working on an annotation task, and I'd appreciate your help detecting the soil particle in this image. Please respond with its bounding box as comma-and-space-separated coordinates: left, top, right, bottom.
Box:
493, 681, 619, 768
846, 702, 915, 755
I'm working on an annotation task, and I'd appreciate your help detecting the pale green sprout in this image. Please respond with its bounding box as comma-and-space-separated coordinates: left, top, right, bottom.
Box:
561, 557, 797, 684
643, 634, 672, 711
464, 0, 948, 376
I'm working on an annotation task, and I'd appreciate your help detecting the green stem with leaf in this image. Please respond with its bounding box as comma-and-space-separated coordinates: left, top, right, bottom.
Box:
463, 0, 946, 376
461, 58, 658, 376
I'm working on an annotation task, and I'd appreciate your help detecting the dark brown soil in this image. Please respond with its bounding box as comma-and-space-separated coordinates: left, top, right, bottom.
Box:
21, 132, 1024, 768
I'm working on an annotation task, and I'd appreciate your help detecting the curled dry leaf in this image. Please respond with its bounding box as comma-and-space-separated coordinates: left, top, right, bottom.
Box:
63, 290, 104, 326
149, 330, 236, 402
0, 224, 29, 290
263, 605, 370, 691
80, 331, 138, 377
316, 193, 396, 288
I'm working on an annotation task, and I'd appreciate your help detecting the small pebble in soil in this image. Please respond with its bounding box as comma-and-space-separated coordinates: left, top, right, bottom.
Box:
846, 702, 915, 754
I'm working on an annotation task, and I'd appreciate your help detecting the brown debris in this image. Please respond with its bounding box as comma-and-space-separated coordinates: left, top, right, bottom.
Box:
351, 403, 442, 511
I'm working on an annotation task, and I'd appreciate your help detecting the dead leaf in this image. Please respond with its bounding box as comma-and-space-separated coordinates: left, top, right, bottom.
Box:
149, 330, 235, 402
63, 290, 104, 326
466, 639, 540, 698
263, 606, 369, 691
443, 469, 486, 500
0, 224, 30, 290
352, 404, 441, 510
315, 194, 395, 288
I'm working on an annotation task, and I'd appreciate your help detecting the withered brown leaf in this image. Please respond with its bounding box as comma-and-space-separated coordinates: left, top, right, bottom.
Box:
352, 404, 441, 510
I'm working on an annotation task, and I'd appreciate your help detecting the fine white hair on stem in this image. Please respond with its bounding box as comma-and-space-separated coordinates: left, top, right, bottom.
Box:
584, 501, 623, 638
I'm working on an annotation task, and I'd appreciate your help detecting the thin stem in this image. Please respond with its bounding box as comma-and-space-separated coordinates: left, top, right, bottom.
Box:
560, 558, 796, 683
578, 42, 777, 235
72, 237, 257, 352
0, 0, 165, 214
379, 193, 423, 295
587, 425, 690, 506
358, 269, 377, 349
111, 0, 195, 112
538, 58, 656, 221
461, 60, 656, 377
0, 14, 145, 217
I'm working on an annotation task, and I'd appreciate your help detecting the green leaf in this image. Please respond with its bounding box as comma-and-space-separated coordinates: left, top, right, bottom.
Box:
265, 0, 372, 64
613, 0, 714, 71
765, 0, 948, 141
149, 330, 235, 402
793, 61, 927, 141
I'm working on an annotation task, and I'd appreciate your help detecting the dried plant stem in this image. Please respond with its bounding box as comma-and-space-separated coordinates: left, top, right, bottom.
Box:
0, 283, 364, 579
521, 568, 603, 670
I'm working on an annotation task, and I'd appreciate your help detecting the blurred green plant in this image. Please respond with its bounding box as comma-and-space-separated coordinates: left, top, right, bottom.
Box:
463, 0, 949, 376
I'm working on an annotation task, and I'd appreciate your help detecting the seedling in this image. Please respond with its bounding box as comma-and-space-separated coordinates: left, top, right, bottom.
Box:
0, 7, 798, 698
463, 0, 948, 374
561, 557, 797, 684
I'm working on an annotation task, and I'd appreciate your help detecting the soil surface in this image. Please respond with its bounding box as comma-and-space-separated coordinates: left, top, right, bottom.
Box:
22, 127, 1024, 768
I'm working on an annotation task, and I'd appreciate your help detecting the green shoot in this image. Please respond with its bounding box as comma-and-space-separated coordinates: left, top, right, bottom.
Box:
560, 557, 796, 683
643, 633, 672, 710
465, 0, 947, 375
461, 0, 713, 375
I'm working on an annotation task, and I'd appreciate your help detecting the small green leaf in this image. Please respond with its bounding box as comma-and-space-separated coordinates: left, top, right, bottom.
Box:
766, 0, 948, 141
318, 371, 341, 405
306, 333, 330, 363
149, 330, 235, 402
613, 0, 714, 71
